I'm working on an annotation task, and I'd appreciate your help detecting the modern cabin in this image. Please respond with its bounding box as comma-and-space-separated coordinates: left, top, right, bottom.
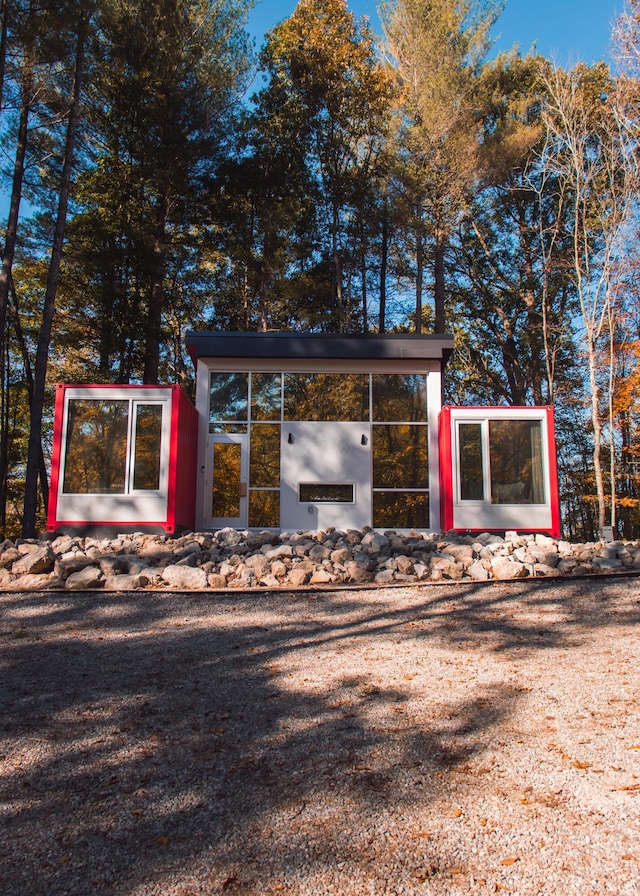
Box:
46, 332, 561, 537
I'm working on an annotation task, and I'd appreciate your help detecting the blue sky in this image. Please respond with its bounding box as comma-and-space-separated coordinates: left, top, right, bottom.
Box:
248, 0, 621, 67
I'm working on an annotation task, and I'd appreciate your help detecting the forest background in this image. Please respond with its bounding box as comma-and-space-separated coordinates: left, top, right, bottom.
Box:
0, 0, 638, 541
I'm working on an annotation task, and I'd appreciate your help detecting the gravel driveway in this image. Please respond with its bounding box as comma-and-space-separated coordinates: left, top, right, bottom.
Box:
1, 575, 639, 896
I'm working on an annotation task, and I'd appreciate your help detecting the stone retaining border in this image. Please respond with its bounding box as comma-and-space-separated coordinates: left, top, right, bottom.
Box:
1, 527, 640, 592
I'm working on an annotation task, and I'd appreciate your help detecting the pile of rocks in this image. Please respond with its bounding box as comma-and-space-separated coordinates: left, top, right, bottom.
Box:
0, 527, 639, 592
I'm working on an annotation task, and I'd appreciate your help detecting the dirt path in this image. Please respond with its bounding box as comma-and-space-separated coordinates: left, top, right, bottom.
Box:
1, 576, 639, 896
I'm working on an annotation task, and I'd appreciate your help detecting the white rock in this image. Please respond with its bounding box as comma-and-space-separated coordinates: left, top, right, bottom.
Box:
65, 565, 105, 590
162, 565, 208, 590
490, 556, 528, 580
468, 561, 490, 581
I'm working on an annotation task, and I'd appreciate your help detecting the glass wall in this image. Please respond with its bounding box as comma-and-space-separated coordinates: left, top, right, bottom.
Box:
208, 371, 430, 529
371, 374, 429, 528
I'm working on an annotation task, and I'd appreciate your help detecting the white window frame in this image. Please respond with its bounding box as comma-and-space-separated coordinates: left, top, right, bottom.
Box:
60, 388, 171, 499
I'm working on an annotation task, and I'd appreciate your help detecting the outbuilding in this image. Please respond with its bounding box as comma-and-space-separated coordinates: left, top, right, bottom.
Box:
46, 332, 561, 536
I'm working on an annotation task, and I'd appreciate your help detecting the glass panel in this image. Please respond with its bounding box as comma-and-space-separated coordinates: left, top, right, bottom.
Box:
210, 423, 248, 434
373, 424, 428, 489
210, 372, 248, 422
284, 373, 369, 421
458, 423, 484, 501
372, 374, 427, 422
133, 405, 163, 490
251, 373, 282, 421
63, 400, 129, 494
250, 424, 281, 488
489, 420, 545, 504
212, 442, 242, 518
299, 483, 354, 503
249, 490, 280, 528
373, 491, 430, 529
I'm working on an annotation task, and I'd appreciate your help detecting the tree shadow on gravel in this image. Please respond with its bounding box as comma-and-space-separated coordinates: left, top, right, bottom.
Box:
0, 575, 637, 895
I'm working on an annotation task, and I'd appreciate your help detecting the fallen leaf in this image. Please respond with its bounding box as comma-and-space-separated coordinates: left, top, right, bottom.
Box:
480, 818, 488, 827
572, 760, 591, 769
621, 854, 637, 861
452, 808, 463, 817
156, 836, 169, 845
500, 857, 519, 866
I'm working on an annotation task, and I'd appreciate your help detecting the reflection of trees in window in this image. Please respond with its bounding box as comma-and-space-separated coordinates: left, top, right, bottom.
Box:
212, 443, 242, 518
249, 489, 279, 528
133, 405, 163, 490
63, 401, 129, 494
373, 492, 429, 528
210, 373, 248, 422
489, 420, 544, 504
250, 424, 281, 487
459, 423, 484, 500
284, 373, 369, 421
373, 425, 428, 488
251, 373, 282, 421
372, 375, 427, 422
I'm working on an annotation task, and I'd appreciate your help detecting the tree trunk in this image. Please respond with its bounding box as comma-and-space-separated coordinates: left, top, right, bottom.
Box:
22, 8, 87, 538
8, 279, 49, 512
0, 0, 9, 112
142, 195, 168, 384
0, 53, 32, 527
434, 225, 446, 334
379, 196, 388, 334
415, 209, 423, 335
360, 228, 368, 334
332, 199, 343, 332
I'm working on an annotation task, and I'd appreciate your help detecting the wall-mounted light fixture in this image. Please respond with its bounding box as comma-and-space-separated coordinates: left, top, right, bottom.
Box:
288, 432, 294, 444
361, 434, 368, 446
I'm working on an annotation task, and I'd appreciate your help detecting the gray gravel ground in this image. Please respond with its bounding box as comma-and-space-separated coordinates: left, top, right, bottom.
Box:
1, 575, 639, 896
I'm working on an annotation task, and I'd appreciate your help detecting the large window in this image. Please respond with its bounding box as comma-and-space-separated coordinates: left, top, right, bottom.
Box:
457, 418, 546, 505
372, 374, 429, 528
249, 423, 280, 528
63, 399, 165, 495
284, 373, 369, 421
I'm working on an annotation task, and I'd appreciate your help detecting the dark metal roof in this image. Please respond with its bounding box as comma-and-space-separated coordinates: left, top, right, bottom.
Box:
185, 331, 454, 365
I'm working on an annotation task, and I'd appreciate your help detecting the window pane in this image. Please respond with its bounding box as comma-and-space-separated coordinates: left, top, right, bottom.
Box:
284, 373, 369, 421
373, 424, 428, 489
372, 374, 427, 422
458, 423, 484, 501
489, 420, 545, 504
210, 372, 248, 422
209, 423, 248, 434
251, 373, 282, 421
299, 483, 354, 503
250, 424, 281, 488
249, 490, 280, 528
373, 492, 429, 529
63, 400, 129, 494
212, 442, 242, 518
133, 405, 163, 490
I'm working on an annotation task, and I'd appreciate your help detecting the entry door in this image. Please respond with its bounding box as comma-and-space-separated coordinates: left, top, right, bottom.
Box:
205, 435, 249, 528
